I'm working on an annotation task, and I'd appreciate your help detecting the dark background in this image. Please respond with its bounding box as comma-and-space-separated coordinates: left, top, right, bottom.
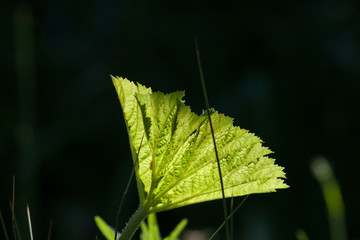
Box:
1, 0, 359, 239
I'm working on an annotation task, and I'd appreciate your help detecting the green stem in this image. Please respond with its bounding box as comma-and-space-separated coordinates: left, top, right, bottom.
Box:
119, 206, 149, 240
195, 37, 230, 240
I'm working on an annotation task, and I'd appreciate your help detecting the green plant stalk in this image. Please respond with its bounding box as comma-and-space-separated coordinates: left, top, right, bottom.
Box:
0, 211, 10, 240
10, 201, 22, 240
209, 195, 249, 240
195, 37, 230, 240
322, 179, 347, 240
118, 206, 149, 240
311, 156, 347, 240
26, 205, 34, 240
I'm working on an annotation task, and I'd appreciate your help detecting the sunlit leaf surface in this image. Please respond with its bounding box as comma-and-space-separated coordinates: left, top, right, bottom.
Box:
112, 76, 288, 212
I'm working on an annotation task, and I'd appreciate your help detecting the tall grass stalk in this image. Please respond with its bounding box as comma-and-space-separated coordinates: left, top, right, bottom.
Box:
195, 37, 230, 240
209, 195, 249, 240
26, 205, 34, 240
0, 211, 10, 240
311, 156, 347, 240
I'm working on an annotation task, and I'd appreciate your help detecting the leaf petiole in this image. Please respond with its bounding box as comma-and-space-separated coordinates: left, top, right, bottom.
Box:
118, 205, 150, 240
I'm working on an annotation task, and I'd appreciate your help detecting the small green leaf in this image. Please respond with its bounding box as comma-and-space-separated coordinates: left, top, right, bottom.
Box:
112, 76, 288, 212
140, 213, 187, 240
141, 214, 161, 240
163, 218, 188, 240
94, 216, 119, 240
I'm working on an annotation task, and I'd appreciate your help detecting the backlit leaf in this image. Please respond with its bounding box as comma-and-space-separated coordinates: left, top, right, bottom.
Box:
112, 76, 288, 212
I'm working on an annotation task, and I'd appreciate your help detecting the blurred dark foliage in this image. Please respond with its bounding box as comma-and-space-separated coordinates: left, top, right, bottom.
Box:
1, 0, 359, 239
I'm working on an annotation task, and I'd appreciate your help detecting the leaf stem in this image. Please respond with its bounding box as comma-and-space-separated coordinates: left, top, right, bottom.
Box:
118, 206, 149, 240
114, 134, 145, 240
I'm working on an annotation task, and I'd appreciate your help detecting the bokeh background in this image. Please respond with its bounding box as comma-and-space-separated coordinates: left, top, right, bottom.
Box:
1, 1, 359, 239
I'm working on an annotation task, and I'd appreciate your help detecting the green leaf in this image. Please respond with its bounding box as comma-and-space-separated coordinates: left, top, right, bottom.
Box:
112, 76, 153, 204
95, 213, 187, 240
112, 76, 288, 212
94, 216, 120, 240
140, 214, 161, 240
140, 213, 188, 240
163, 218, 188, 240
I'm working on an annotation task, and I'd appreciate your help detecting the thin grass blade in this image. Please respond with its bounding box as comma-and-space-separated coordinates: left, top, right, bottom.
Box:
10, 176, 22, 240
0, 210, 10, 240
209, 195, 249, 240
114, 134, 144, 240
47, 220, 53, 240
26, 204, 34, 240
195, 37, 230, 240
